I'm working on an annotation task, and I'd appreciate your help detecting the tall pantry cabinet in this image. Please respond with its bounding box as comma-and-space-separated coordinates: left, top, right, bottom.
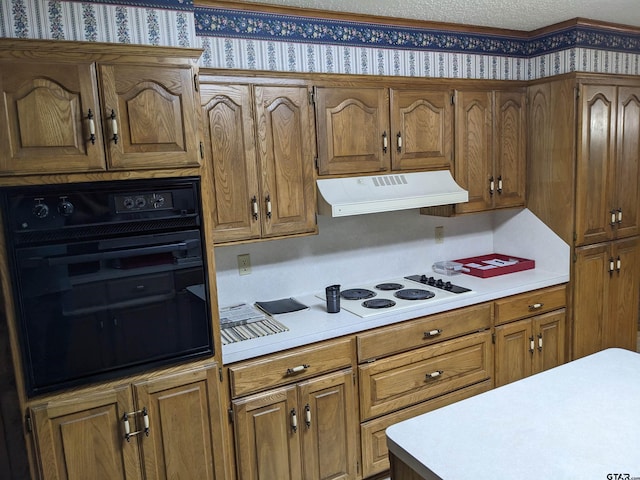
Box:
528, 75, 640, 359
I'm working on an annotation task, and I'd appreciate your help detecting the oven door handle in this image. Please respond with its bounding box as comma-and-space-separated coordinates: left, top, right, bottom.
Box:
28, 241, 198, 267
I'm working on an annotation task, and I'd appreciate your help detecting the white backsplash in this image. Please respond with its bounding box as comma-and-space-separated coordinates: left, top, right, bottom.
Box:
213, 209, 508, 307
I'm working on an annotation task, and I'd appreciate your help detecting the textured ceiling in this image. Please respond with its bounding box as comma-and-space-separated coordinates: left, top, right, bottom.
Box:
232, 0, 640, 31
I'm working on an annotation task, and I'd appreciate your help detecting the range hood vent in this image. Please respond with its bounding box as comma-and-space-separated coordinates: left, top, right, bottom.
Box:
317, 170, 468, 217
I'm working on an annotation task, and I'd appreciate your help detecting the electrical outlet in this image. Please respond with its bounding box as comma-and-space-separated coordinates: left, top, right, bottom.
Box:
435, 226, 444, 244
237, 254, 251, 275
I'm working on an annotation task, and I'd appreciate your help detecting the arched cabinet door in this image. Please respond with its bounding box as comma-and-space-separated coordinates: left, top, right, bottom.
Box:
0, 60, 107, 175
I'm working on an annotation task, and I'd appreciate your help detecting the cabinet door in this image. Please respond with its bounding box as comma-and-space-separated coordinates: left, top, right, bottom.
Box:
298, 369, 358, 480
532, 309, 566, 374
614, 87, 640, 239
30, 385, 142, 480
201, 83, 261, 242
255, 86, 317, 238
233, 385, 302, 480
575, 84, 617, 246
99, 63, 200, 170
389, 89, 453, 171
315, 87, 390, 175
573, 242, 610, 359
494, 89, 526, 208
0, 60, 106, 174
606, 237, 640, 351
494, 318, 533, 387
454, 90, 493, 213
133, 364, 224, 480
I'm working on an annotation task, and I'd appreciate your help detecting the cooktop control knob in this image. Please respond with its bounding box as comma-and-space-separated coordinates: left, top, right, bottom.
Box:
57, 197, 74, 216
32, 200, 49, 219
444, 281, 453, 290
436, 279, 444, 288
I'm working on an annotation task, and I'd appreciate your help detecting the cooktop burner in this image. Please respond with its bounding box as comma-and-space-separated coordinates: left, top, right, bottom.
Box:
362, 298, 396, 309
375, 282, 404, 290
394, 288, 436, 300
341, 288, 376, 300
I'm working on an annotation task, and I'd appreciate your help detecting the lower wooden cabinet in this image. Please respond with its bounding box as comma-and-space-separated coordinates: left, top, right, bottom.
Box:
232, 368, 359, 480
29, 363, 226, 480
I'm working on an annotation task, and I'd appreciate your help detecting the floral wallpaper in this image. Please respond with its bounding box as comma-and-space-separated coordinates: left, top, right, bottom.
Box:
2, 0, 640, 79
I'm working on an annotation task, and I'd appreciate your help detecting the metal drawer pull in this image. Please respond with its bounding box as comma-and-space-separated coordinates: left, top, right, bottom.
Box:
425, 370, 443, 380
286, 364, 310, 375
528, 303, 544, 310
305, 404, 311, 428
290, 408, 297, 432
424, 329, 443, 338
123, 407, 149, 442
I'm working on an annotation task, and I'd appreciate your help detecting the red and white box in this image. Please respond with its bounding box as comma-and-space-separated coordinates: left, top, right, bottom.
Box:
453, 253, 535, 278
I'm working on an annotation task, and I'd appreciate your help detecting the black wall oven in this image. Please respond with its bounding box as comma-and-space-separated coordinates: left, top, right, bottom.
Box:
1, 177, 213, 396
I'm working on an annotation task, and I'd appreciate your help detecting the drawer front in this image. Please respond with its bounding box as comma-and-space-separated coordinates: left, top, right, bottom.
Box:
357, 303, 492, 362
360, 379, 492, 478
358, 331, 492, 420
229, 337, 354, 397
494, 284, 566, 325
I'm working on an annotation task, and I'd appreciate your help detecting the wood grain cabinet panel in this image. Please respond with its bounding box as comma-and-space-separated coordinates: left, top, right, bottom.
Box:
29, 363, 226, 480
0, 41, 202, 175
200, 81, 316, 243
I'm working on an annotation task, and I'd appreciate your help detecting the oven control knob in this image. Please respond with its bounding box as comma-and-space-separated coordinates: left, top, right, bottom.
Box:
152, 194, 165, 209
57, 197, 74, 216
32, 201, 49, 219
135, 196, 147, 208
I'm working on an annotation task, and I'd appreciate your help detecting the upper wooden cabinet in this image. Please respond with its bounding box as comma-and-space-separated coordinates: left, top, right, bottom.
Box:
454, 88, 526, 213
200, 80, 317, 243
575, 84, 640, 246
314, 86, 453, 175
0, 40, 202, 176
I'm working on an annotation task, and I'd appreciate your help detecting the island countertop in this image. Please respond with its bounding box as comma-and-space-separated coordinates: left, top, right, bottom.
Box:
386, 348, 640, 479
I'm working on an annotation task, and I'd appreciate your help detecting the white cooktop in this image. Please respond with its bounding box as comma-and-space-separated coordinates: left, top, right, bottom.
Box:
316, 276, 473, 318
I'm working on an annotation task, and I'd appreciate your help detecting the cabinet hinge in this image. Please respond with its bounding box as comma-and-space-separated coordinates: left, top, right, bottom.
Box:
314, 156, 319, 170
356, 460, 360, 475
199, 141, 205, 159
315, 213, 318, 225
218, 367, 223, 382
492, 333, 496, 344
451, 93, 455, 105
25, 414, 32, 433
228, 407, 234, 424
573, 252, 577, 263
193, 74, 199, 92
575, 87, 580, 99
310, 86, 317, 105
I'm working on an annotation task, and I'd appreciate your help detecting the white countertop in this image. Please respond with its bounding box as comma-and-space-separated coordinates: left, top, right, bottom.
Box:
386, 348, 640, 479
221, 267, 568, 364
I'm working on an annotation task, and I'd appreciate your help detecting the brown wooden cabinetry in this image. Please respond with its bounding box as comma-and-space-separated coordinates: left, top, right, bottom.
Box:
228, 337, 358, 480
314, 86, 453, 175
29, 363, 226, 480
528, 76, 640, 360
0, 40, 201, 175
453, 87, 526, 213
199, 79, 317, 243
494, 285, 567, 387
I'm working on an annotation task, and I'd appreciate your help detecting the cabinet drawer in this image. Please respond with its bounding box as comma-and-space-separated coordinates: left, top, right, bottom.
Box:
360, 379, 491, 478
357, 303, 492, 362
358, 331, 492, 421
494, 285, 566, 326
229, 337, 354, 398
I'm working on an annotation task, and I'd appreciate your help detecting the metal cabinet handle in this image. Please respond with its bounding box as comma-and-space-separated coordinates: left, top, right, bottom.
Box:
489, 176, 495, 195
123, 407, 150, 442
286, 364, 310, 375
290, 408, 298, 433
396, 132, 402, 152
537, 333, 543, 352
610, 210, 617, 226
497, 175, 503, 194
251, 196, 258, 220
617, 208, 623, 224
265, 195, 272, 219
382, 131, 388, 153
616, 256, 621, 272
528, 303, 544, 310
304, 404, 311, 428
609, 257, 615, 275
425, 370, 443, 380
110, 110, 119, 144
424, 329, 442, 338
87, 109, 96, 144
529, 336, 535, 353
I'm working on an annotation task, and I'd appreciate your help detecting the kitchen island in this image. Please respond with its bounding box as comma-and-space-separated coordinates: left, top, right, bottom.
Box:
386, 348, 640, 479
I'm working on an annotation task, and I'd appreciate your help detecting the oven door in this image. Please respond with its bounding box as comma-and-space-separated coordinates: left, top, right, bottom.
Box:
14, 230, 212, 395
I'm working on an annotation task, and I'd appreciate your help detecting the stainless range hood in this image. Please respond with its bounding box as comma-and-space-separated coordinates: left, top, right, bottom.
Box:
317, 170, 468, 217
